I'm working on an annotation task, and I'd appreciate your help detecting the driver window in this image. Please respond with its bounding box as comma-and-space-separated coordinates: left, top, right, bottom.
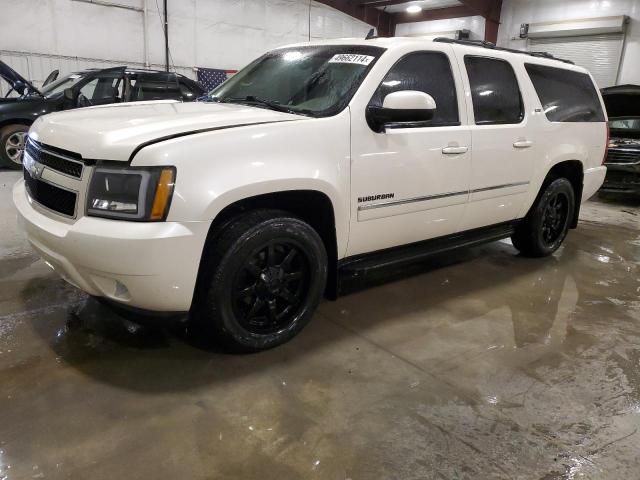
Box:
370, 51, 460, 127
79, 74, 124, 104
78, 78, 98, 100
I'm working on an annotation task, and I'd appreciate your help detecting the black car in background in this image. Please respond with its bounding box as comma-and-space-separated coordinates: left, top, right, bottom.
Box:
0, 62, 204, 169
601, 84, 640, 195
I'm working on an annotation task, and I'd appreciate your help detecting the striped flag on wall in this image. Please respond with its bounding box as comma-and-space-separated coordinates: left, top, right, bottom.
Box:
196, 67, 238, 92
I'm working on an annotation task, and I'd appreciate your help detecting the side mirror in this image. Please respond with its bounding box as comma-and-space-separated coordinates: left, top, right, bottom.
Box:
64, 88, 75, 101
13, 80, 26, 96
366, 91, 437, 133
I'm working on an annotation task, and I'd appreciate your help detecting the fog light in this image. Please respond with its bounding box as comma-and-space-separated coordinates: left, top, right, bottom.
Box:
114, 281, 131, 301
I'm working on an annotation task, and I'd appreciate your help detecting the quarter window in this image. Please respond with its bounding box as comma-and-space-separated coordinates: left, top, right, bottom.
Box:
465, 56, 524, 125
370, 51, 460, 127
525, 63, 605, 122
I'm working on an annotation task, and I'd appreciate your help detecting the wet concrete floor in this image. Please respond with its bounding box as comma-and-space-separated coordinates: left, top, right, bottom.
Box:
0, 170, 639, 479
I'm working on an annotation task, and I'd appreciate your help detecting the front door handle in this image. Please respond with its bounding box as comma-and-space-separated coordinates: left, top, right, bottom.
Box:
513, 140, 533, 149
442, 146, 469, 155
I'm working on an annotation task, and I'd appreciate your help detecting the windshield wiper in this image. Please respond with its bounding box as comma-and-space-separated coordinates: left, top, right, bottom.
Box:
221, 95, 296, 114
199, 96, 221, 103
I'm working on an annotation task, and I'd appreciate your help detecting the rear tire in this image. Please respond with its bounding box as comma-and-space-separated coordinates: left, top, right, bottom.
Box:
193, 209, 327, 352
0, 124, 29, 169
511, 177, 575, 257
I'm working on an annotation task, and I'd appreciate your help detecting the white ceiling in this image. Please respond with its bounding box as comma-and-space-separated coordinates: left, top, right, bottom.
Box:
375, 0, 463, 14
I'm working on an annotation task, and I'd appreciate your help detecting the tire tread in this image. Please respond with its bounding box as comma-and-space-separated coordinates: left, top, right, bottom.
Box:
193, 208, 327, 352
511, 177, 575, 258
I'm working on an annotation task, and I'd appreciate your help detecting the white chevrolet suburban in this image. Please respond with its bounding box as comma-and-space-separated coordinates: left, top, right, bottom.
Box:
13, 37, 608, 351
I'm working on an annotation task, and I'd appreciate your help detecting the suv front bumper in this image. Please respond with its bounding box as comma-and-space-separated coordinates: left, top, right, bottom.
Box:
13, 179, 210, 312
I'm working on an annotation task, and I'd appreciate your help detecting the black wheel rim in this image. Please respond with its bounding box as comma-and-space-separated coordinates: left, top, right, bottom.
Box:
541, 192, 569, 246
232, 240, 310, 335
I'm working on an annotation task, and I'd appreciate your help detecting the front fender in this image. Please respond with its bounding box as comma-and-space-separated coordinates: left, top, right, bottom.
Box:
131, 110, 351, 256
0, 99, 54, 129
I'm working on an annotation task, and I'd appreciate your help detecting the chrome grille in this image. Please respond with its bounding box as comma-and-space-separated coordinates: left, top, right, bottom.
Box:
606, 148, 640, 165
23, 169, 77, 217
602, 170, 640, 190
25, 139, 84, 178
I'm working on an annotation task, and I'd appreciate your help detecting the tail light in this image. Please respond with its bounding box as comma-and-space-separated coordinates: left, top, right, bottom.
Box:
602, 124, 610, 165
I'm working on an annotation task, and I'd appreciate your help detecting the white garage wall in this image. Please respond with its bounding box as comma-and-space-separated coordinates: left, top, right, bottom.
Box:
0, 0, 372, 88
498, 0, 640, 85
395, 15, 486, 40
155, 0, 372, 71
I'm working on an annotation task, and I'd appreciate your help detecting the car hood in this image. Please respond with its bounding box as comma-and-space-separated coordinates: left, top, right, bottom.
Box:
29, 100, 309, 161
601, 84, 640, 118
0, 60, 41, 95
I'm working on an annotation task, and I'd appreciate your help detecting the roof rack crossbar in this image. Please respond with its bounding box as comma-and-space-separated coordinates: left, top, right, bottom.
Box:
433, 37, 575, 65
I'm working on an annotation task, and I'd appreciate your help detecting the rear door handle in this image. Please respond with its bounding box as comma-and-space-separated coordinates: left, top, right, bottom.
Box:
442, 146, 469, 155
513, 140, 533, 149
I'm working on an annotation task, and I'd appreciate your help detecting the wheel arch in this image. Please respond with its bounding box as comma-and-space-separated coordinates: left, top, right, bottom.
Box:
541, 160, 584, 229
197, 189, 340, 300
0, 118, 33, 131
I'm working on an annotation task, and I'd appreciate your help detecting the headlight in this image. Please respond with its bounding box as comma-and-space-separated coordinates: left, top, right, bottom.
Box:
87, 165, 176, 221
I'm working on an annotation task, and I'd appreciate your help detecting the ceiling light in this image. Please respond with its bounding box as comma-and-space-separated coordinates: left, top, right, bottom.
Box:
406, 5, 422, 13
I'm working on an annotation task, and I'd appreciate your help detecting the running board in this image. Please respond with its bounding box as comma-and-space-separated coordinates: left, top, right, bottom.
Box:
336, 221, 517, 295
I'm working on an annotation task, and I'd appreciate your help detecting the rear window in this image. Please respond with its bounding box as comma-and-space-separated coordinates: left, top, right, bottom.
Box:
609, 118, 640, 130
464, 56, 524, 125
525, 64, 605, 122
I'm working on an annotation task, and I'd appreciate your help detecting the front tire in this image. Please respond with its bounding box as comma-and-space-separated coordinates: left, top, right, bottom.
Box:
511, 177, 575, 257
0, 124, 29, 169
194, 209, 327, 352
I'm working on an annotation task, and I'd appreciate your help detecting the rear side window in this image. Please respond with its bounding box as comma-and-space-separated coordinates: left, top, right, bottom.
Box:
464, 56, 524, 125
129, 73, 180, 101
370, 51, 460, 126
525, 64, 605, 122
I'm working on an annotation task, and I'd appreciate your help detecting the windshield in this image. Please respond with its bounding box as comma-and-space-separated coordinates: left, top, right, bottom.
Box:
41, 72, 85, 98
609, 117, 640, 130
204, 45, 385, 117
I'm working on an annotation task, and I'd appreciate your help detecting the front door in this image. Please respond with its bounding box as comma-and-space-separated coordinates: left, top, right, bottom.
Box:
73, 67, 126, 108
347, 49, 471, 257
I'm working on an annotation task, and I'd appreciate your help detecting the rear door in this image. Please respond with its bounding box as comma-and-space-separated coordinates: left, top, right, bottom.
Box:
454, 51, 538, 231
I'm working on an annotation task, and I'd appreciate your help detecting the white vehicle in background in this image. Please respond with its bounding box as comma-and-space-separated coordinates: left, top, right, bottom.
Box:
13, 37, 607, 351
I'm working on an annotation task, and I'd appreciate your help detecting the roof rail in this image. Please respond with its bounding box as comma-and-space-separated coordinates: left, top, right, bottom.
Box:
433, 37, 575, 65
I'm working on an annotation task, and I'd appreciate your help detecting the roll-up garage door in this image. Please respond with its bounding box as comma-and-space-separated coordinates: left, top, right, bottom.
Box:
529, 34, 624, 88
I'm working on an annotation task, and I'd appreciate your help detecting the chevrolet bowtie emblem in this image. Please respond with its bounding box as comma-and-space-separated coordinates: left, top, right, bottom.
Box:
31, 162, 44, 179
28, 160, 44, 179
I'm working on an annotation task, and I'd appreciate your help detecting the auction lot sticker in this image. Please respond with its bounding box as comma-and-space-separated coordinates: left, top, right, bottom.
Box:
328, 54, 375, 66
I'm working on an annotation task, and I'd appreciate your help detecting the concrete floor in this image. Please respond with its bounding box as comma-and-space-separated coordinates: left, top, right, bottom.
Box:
1, 169, 639, 480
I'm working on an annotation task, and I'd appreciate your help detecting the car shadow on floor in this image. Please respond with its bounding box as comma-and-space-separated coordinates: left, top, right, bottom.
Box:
22, 231, 618, 395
